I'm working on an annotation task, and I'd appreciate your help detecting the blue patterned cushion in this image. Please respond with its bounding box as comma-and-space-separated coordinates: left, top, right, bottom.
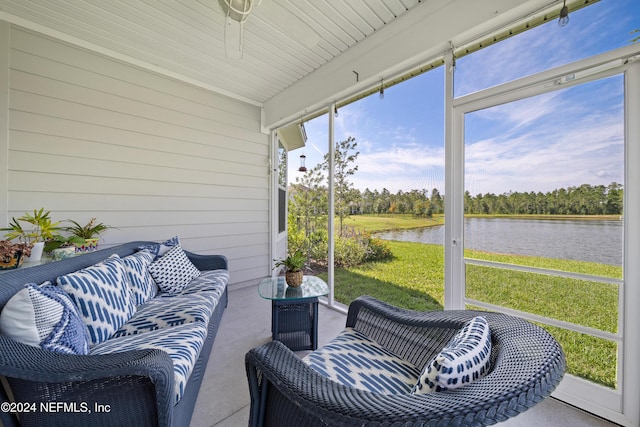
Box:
90, 322, 207, 403
138, 236, 180, 260
413, 316, 492, 394
304, 328, 421, 394
154, 270, 228, 299
148, 245, 200, 294
0, 283, 89, 355
122, 250, 158, 306
112, 293, 218, 337
56, 255, 136, 346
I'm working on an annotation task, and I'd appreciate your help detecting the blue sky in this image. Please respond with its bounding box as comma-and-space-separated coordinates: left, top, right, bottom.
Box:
289, 0, 639, 195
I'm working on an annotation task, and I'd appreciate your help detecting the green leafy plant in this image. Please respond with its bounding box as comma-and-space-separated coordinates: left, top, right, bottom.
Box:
1, 208, 61, 244
64, 218, 112, 240
273, 251, 306, 272
44, 234, 86, 253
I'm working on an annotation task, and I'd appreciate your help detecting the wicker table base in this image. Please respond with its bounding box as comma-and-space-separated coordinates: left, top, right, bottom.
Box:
258, 276, 329, 351
271, 298, 318, 351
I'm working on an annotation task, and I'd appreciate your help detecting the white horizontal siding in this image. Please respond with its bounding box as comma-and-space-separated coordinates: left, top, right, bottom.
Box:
5, 26, 271, 286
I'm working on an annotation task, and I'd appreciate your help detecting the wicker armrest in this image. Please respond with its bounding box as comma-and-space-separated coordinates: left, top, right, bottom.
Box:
346, 295, 459, 329
0, 335, 174, 427
184, 251, 228, 271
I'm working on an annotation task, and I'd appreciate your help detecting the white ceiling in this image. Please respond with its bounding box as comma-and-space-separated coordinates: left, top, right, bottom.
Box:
0, 0, 423, 105
0, 0, 572, 128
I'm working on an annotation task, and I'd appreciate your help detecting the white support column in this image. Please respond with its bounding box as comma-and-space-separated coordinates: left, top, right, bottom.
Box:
0, 22, 9, 226
269, 129, 277, 276
444, 49, 465, 310
623, 60, 640, 427
327, 103, 336, 306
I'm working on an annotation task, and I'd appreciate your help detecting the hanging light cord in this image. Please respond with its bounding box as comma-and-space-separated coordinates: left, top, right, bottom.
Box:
223, 0, 254, 24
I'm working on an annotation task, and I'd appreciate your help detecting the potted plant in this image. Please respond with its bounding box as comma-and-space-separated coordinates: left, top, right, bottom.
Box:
273, 251, 306, 287
1, 208, 60, 262
64, 218, 112, 253
0, 240, 32, 270
44, 234, 85, 260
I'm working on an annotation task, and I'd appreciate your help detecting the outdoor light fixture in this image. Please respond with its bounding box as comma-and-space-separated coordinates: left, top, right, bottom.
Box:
379, 79, 384, 100
334, 105, 338, 117
558, 0, 569, 27
298, 154, 307, 172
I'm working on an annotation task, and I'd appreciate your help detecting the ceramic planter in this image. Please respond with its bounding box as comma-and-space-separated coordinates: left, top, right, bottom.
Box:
51, 246, 77, 261
0, 252, 25, 270
74, 238, 99, 253
23, 241, 44, 262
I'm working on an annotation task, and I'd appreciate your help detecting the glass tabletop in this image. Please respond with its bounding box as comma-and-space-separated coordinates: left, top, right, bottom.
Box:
258, 275, 329, 300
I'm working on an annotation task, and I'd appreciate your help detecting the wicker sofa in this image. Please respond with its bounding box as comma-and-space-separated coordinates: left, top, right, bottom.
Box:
0, 240, 228, 427
246, 295, 565, 427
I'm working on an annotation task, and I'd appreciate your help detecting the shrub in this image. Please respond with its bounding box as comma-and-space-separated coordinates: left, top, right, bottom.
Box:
366, 236, 392, 261
334, 235, 368, 267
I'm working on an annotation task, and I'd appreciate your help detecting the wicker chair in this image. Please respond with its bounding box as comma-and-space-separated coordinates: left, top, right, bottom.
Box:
245, 295, 566, 427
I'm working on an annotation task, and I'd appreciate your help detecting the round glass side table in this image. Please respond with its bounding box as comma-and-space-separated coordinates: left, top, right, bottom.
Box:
258, 275, 329, 351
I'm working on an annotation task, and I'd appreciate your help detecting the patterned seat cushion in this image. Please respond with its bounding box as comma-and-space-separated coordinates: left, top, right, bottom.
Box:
155, 270, 228, 300
90, 322, 208, 404
413, 316, 492, 394
112, 292, 219, 337
121, 250, 158, 306
56, 255, 136, 346
304, 328, 421, 395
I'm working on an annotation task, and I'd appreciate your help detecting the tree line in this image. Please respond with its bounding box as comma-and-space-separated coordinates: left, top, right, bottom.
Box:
310, 182, 623, 217
290, 137, 623, 219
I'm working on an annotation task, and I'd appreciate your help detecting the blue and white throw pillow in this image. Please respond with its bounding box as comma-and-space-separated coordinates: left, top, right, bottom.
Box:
148, 245, 200, 294
57, 255, 136, 346
0, 282, 89, 355
413, 316, 492, 394
122, 250, 158, 306
138, 236, 180, 261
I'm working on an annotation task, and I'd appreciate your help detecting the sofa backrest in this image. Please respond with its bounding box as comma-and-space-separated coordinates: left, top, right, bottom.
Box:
0, 241, 154, 310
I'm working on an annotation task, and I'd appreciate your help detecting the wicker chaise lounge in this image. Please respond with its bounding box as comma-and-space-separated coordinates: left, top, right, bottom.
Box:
246, 295, 566, 427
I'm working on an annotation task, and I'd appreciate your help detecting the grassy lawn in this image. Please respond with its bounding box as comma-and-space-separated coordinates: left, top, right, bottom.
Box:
318, 238, 620, 389
344, 213, 444, 232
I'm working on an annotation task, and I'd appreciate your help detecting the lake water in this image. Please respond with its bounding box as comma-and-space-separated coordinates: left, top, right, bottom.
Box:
375, 217, 623, 266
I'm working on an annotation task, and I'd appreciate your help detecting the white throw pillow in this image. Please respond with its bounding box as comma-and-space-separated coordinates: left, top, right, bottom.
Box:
148, 245, 200, 294
122, 249, 158, 306
0, 282, 89, 355
57, 255, 136, 346
413, 316, 492, 393
138, 236, 180, 260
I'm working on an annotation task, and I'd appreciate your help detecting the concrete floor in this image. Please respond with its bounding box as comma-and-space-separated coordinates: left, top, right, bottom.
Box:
190, 285, 619, 427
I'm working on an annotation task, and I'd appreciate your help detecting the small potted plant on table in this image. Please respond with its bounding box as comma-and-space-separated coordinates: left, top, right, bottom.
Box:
0, 240, 32, 270
64, 218, 112, 253
44, 234, 85, 260
1, 208, 60, 262
274, 251, 306, 288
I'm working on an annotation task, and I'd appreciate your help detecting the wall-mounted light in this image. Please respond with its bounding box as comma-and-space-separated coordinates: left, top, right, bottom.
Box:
298, 154, 307, 172
558, 0, 569, 27
334, 105, 339, 117
379, 79, 384, 100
